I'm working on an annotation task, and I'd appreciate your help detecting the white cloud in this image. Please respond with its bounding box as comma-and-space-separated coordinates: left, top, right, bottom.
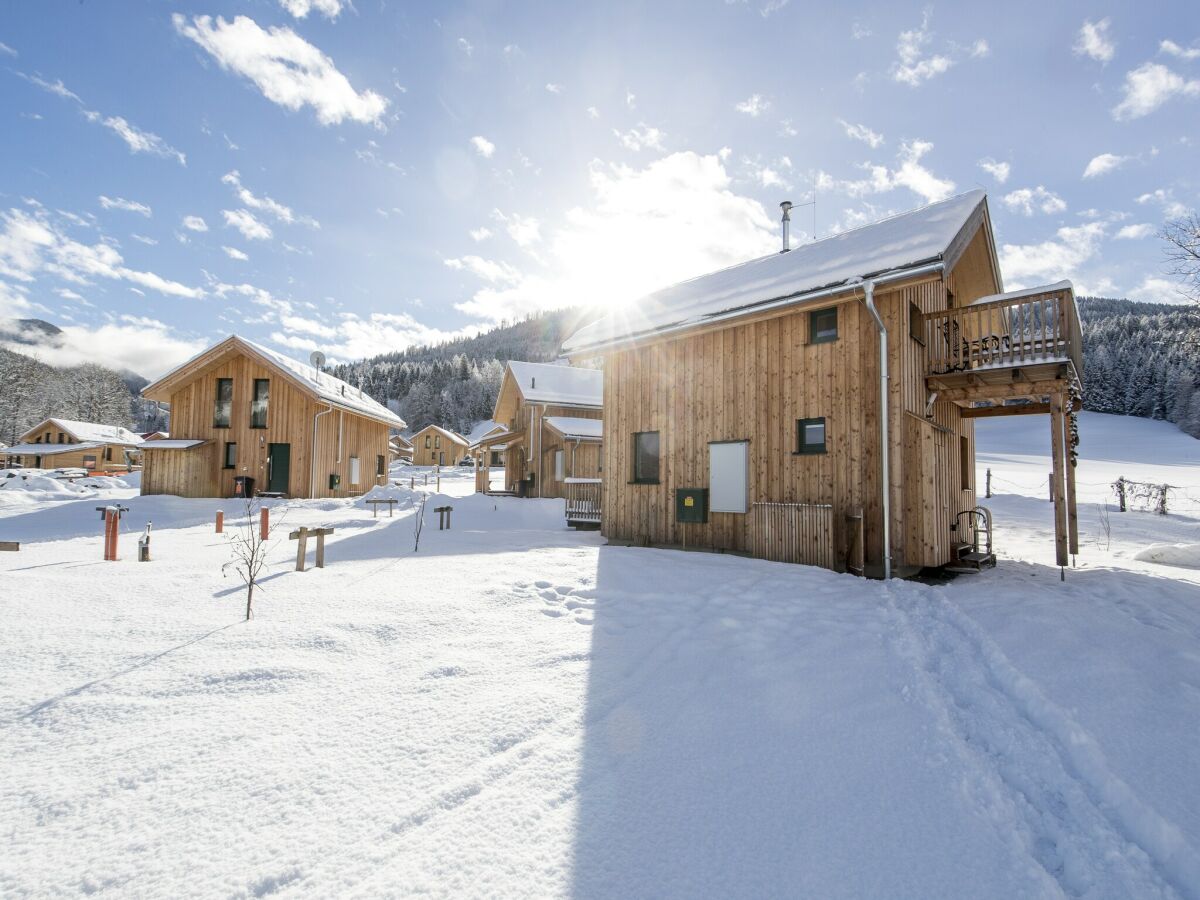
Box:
222, 208, 272, 241
1082, 152, 1130, 178
0, 41, 16, 57
735, 94, 770, 116
99, 196, 152, 217
470, 135, 495, 158
824, 139, 956, 204
222, 245, 249, 260
1114, 223, 1155, 240
1136, 188, 1189, 219
12, 317, 207, 379
182, 215, 209, 232
1001, 186, 1067, 216
221, 170, 315, 226
969, 39, 990, 58
999, 222, 1105, 288
278, 0, 343, 20
18, 72, 81, 102
892, 11, 953, 85
0, 206, 203, 299
271, 312, 478, 361
586, 106, 600, 119
457, 37, 474, 56
173, 14, 388, 127
452, 151, 777, 324
131, 234, 158, 246
469, 227, 492, 241
614, 123, 665, 152
625, 90, 636, 109
545, 83, 563, 94
56, 288, 84, 300
1073, 19, 1115, 63
978, 158, 1010, 183
1160, 39, 1200, 61
1128, 276, 1189, 303
1112, 62, 1200, 120
444, 255, 521, 284
839, 120, 884, 148
490, 209, 541, 248
82, 111, 187, 165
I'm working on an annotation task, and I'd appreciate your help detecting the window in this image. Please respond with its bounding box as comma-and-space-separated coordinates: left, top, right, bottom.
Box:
434, 435, 441, 449
214, 378, 233, 428
350, 456, 361, 486
104, 446, 113, 462
795, 417, 827, 455
250, 379, 269, 428
909, 301, 925, 346
425, 435, 432, 449
809, 307, 838, 344
631, 431, 659, 483
376, 454, 386, 477
554, 449, 565, 482
224, 441, 237, 469
83, 454, 96, 470
960, 435, 971, 491
709, 440, 749, 513
57, 432, 65, 444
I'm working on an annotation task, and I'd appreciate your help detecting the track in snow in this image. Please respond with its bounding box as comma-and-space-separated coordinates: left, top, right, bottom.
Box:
887, 587, 1200, 900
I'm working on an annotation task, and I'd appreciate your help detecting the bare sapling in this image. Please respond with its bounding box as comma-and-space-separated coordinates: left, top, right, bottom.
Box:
223, 496, 284, 620
1097, 503, 1111, 552
413, 493, 427, 552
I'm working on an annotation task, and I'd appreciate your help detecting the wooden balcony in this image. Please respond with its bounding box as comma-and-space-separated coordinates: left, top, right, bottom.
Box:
922, 282, 1082, 412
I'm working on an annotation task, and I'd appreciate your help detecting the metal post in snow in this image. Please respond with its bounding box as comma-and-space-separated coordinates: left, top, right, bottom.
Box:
985, 468, 991, 499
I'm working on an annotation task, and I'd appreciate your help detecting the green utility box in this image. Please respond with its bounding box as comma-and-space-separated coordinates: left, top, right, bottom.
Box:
329, 473, 342, 490
675, 488, 709, 524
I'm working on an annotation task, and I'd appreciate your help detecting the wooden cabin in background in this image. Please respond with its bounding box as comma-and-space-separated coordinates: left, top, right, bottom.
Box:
564, 190, 1083, 577
2, 418, 144, 473
138, 335, 405, 499
473, 361, 603, 498
409, 425, 470, 467
390, 434, 414, 463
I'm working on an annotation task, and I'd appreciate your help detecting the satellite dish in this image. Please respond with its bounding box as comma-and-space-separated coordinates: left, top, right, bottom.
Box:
310, 350, 326, 371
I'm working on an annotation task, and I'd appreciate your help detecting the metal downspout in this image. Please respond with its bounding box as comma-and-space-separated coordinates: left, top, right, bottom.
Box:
311, 405, 333, 497
859, 280, 892, 580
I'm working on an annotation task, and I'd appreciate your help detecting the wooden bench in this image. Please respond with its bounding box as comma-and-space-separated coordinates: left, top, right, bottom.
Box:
290, 526, 335, 571
366, 497, 398, 518
0, 541, 18, 552
434, 506, 453, 530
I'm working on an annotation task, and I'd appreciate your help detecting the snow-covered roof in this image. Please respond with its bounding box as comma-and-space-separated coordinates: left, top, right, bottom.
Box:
506, 361, 603, 407
564, 190, 988, 354
23, 418, 144, 445
412, 424, 470, 446
466, 419, 506, 444
4, 441, 107, 456
142, 336, 406, 429
970, 280, 1073, 306
390, 434, 413, 449
544, 416, 603, 441
140, 439, 207, 450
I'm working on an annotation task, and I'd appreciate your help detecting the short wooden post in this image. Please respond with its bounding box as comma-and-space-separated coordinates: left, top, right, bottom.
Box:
215, 510, 224, 533
1050, 393, 1069, 575
294, 527, 309, 572
315, 532, 326, 569
0, 541, 21, 552
260, 507, 269, 541
436, 475, 441, 492
985, 468, 992, 499
103, 508, 118, 561
1048, 472, 1054, 503
424, 474, 428, 486
410, 477, 414, 489
1115, 477, 1127, 512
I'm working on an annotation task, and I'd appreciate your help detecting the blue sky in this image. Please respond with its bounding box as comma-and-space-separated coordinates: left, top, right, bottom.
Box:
1, 1, 1197, 377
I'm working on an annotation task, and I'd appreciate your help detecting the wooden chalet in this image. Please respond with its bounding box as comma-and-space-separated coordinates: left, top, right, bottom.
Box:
3, 418, 144, 473
467, 421, 508, 468
473, 361, 604, 499
390, 433, 414, 462
138, 335, 406, 499
564, 190, 1083, 577
409, 425, 470, 467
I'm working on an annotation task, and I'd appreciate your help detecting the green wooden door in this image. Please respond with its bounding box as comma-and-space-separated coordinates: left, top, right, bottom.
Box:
267, 443, 291, 494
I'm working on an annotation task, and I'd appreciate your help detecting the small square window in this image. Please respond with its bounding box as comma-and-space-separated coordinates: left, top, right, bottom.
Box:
223, 441, 237, 469
631, 431, 659, 483
809, 307, 838, 344
909, 301, 925, 345
795, 417, 827, 455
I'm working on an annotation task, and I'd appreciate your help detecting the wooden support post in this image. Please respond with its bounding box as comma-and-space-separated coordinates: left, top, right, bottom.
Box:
290, 526, 333, 572
215, 510, 224, 533
294, 527, 308, 572
1115, 477, 1127, 512
103, 508, 118, 561
260, 507, 269, 541
1050, 393, 1069, 575
0, 541, 20, 552
436, 475, 441, 492
985, 468, 992, 499
1065, 416, 1079, 562
410, 477, 414, 489
315, 532, 326, 569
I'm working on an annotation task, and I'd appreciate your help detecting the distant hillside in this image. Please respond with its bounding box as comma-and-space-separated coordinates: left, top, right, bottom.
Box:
0, 318, 63, 346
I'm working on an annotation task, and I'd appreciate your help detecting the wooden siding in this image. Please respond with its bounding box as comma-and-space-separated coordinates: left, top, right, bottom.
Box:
144, 350, 390, 499
141, 443, 218, 496
5, 444, 136, 473
497, 400, 602, 498
410, 427, 469, 467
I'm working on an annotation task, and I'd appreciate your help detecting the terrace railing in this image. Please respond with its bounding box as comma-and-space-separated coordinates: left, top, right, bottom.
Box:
751, 502, 834, 570
923, 286, 1082, 379
564, 477, 602, 526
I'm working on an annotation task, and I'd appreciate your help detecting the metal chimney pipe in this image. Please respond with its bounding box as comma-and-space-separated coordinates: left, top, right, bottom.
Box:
779, 201, 793, 253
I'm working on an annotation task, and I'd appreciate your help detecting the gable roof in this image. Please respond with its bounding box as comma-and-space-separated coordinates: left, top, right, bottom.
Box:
466, 419, 506, 444
21, 418, 143, 446
544, 416, 603, 441
141, 335, 406, 429
410, 424, 470, 446
504, 361, 603, 407
563, 189, 990, 354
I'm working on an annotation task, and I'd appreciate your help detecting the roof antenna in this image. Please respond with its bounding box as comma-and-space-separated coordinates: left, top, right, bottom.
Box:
779, 201, 792, 253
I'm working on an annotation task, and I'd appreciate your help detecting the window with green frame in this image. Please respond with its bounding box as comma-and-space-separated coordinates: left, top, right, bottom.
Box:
795, 417, 827, 454
631, 431, 660, 483
809, 307, 838, 343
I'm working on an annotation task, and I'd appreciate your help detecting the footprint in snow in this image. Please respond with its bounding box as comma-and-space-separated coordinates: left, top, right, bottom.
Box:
534, 580, 553, 589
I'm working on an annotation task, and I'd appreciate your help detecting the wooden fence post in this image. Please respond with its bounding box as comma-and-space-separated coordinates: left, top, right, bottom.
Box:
985, 468, 991, 499
260, 507, 269, 541
103, 508, 118, 561
215, 510, 224, 533
1115, 477, 1127, 512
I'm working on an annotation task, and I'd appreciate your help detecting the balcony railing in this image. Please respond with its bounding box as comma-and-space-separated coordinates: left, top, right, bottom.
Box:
923, 286, 1082, 380
564, 477, 602, 526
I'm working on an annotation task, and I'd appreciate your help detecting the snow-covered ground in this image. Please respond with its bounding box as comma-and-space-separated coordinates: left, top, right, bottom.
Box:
2, 419, 1199, 898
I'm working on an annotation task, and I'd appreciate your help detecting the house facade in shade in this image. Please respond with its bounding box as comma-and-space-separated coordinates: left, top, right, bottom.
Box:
3, 418, 144, 472
473, 361, 604, 498
138, 335, 405, 499
409, 425, 470, 467
390, 433, 414, 462
467, 420, 508, 468
564, 190, 1083, 576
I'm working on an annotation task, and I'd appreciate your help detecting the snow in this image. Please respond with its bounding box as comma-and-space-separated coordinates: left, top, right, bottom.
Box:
139, 439, 206, 450
970, 279, 1074, 306
465, 420, 505, 444
30, 418, 145, 445
2, 411, 1200, 897
564, 189, 985, 353
506, 360, 603, 407
3, 441, 108, 457
1133, 542, 1200, 568
543, 416, 603, 440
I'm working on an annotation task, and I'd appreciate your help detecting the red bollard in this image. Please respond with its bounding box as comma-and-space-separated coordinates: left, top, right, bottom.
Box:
103, 508, 118, 561
260, 507, 269, 541
215, 510, 224, 533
